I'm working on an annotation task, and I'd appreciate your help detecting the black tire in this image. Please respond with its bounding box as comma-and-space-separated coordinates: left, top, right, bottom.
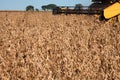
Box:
52, 9, 58, 15
99, 11, 105, 21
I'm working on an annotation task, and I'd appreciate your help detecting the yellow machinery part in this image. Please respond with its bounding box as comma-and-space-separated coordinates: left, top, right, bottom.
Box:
104, 2, 120, 19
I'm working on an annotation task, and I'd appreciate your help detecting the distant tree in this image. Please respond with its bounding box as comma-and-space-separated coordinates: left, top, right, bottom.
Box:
74, 4, 83, 10
41, 4, 57, 11
47, 4, 57, 10
26, 5, 34, 11
41, 5, 48, 11
35, 8, 39, 11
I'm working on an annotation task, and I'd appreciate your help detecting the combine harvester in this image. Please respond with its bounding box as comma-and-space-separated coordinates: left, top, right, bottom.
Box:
52, 0, 120, 20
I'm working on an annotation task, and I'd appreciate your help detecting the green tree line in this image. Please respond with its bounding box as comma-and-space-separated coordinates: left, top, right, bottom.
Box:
26, 3, 83, 11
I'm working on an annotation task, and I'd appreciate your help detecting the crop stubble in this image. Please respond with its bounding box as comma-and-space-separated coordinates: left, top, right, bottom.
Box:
0, 11, 120, 80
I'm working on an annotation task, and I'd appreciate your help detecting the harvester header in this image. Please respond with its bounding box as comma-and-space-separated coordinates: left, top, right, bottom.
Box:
52, 0, 120, 20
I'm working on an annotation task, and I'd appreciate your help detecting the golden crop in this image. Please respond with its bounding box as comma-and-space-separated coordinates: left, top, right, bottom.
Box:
0, 11, 120, 80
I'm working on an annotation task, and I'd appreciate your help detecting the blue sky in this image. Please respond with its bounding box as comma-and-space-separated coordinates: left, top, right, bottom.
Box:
0, 0, 92, 10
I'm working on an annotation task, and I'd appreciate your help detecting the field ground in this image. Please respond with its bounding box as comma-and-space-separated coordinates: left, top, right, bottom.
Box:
0, 11, 120, 80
